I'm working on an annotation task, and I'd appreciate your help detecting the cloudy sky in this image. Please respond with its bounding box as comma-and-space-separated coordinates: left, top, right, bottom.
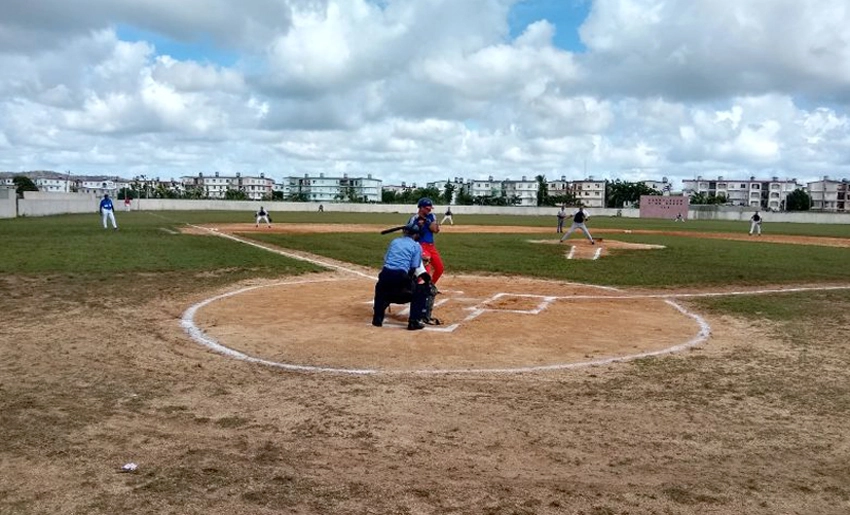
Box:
1, 0, 848, 188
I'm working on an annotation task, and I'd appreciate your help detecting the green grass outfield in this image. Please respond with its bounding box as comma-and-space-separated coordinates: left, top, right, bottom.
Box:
2, 211, 849, 288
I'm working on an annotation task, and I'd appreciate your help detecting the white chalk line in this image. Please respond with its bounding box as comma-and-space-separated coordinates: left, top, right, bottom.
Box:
179, 223, 850, 375
187, 223, 375, 279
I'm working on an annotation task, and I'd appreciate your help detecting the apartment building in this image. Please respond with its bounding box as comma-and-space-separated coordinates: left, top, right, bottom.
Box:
181, 172, 274, 200
463, 176, 502, 200
501, 176, 539, 207
682, 175, 802, 211
570, 178, 606, 208
282, 173, 381, 203
547, 176, 571, 197
426, 177, 465, 203
0, 171, 77, 192
78, 176, 122, 196
641, 178, 674, 194
807, 176, 849, 212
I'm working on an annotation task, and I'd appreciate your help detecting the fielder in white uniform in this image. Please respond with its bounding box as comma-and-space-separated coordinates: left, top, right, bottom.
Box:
255, 206, 271, 227
749, 211, 762, 235
559, 207, 595, 244
99, 194, 118, 230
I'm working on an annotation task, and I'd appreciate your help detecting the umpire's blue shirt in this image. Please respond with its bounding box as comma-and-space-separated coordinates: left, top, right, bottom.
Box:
383, 236, 422, 271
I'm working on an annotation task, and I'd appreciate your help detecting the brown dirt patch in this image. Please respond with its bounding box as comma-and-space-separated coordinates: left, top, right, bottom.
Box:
191, 274, 700, 372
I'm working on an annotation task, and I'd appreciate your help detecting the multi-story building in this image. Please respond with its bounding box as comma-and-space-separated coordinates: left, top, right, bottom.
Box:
181, 172, 274, 200
682, 175, 802, 211
547, 176, 571, 197
641, 177, 674, 195
463, 176, 502, 200
281, 173, 381, 203
501, 176, 539, 207
807, 176, 849, 212
426, 177, 465, 203
78, 176, 121, 196
570, 177, 606, 208
0, 171, 77, 192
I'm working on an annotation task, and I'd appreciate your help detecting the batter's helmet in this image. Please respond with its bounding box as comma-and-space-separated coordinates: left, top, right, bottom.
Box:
417, 197, 433, 208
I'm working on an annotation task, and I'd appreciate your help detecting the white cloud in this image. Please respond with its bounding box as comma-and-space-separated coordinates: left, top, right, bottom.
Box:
0, 0, 849, 188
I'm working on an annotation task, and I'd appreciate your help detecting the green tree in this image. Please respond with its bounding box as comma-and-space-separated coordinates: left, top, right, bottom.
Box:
382, 190, 399, 203
12, 175, 38, 197
606, 180, 658, 208
224, 189, 249, 200
454, 189, 474, 205
689, 192, 727, 205
785, 189, 811, 211
535, 175, 549, 206
442, 183, 455, 204
286, 191, 309, 202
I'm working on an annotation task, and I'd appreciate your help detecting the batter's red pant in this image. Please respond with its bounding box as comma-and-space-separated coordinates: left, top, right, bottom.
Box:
420, 242, 443, 284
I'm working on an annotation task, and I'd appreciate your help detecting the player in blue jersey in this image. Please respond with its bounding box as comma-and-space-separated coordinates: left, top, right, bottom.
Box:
98, 194, 118, 230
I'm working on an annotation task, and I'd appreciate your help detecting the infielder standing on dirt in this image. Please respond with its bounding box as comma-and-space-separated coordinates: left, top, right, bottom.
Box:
408, 197, 444, 284
255, 206, 272, 228
749, 211, 763, 236
441, 207, 454, 225
559, 206, 594, 244
556, 206, 567, 233
98, 194, 118, 230
372, 223, 430, 330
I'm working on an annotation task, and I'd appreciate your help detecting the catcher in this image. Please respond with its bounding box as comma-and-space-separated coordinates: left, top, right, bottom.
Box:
372, 222, 432, 330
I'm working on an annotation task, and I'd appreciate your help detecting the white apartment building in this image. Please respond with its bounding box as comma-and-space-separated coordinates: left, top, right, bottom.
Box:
642, 178, 674, 194
181, 172, 273, 200
807, 177, 850, 212
682, 176, 802, 211
570, 178, 606, 208
547, 176, 571, 197
78, 177, 120, 196
35, 176, 74, 193
426, 178, 465, 203
281, 173, 382, 203
463, 176, 502, 199
502, 176, 539, 207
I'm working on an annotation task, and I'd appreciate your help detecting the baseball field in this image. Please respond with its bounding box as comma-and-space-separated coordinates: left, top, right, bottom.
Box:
2, 210, 850, 514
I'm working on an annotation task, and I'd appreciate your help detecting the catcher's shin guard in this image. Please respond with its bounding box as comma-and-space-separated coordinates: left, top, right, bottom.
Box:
422, 283, 441, 325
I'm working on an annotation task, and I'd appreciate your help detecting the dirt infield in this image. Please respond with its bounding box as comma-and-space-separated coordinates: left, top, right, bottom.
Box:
199, 222, 850, 248
188, 274, 703, 373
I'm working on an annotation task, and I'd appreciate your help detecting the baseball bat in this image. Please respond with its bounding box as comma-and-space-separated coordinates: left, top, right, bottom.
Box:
380, 225, 406, 235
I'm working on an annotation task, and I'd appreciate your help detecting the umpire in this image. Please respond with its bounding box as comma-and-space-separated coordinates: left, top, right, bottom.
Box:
372, 222, 431, 330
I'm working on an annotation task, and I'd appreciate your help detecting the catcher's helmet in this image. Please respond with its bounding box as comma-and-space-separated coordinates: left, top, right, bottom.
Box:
402, 221, 420, 236
417, 197, 433, 208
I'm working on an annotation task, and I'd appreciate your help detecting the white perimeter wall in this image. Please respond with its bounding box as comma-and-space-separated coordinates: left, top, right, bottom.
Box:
11, 194, 850, 225
0, 187, 16, 219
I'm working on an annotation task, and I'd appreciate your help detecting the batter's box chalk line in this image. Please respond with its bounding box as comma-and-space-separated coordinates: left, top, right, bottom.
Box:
181, 276, 712, 375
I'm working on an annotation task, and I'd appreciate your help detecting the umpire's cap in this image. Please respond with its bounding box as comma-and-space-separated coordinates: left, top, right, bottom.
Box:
417, 197, 433, 208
